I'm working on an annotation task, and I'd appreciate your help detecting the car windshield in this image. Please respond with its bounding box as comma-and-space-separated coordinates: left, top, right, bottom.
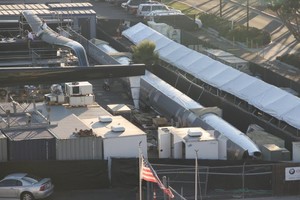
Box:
22, 174, 42, 184
152, 5, 168, 11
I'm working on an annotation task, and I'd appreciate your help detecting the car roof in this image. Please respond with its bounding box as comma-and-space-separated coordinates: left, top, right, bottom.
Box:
138, 2, 161, 6
146, 10, 182, 17
4, 173, 27, 179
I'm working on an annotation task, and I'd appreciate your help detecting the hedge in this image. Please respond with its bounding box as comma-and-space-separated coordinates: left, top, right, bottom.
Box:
199, 13, 271, 47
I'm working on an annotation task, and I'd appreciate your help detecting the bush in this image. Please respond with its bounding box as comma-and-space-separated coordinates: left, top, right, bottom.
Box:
227, 25, 271, 46
199, 13, 271, 47
277, 54, 300, 70
199, 13, 231, 36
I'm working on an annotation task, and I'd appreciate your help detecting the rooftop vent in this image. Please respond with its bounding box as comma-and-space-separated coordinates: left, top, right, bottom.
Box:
111, 125, 125, 132
188, 128, 202, 137
98, 116, 112, 123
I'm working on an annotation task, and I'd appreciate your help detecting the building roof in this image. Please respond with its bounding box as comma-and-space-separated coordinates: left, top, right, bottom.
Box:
3, 128, 54, 141
162, 127, 217, 143
82, 115, 146, 139
9, 102, 145, 140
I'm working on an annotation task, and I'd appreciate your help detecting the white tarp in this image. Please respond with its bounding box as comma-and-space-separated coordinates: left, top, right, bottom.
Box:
122, 23, 300, 130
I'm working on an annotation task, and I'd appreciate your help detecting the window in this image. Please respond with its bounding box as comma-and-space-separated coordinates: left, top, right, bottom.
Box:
72, 86, 80, 94
22, 174, 41, 184
153, 5, 167, 11
142, 6, 151, 11
0, 179, 22, 187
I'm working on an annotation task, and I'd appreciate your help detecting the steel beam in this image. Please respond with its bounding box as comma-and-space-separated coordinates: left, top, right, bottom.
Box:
0, 64, 145, 87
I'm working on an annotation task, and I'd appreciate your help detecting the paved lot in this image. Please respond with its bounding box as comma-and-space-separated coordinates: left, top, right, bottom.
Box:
48, 188, 300, 200
49, 188, 137, 200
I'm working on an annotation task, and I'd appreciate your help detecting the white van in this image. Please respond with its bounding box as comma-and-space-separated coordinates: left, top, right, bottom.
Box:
136, 3, 178, 17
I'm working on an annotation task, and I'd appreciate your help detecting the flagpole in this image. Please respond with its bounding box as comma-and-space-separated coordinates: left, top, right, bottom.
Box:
139, 141, 142, 200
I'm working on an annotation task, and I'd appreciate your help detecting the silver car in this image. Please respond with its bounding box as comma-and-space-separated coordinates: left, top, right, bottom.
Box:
0, 173, 54, 200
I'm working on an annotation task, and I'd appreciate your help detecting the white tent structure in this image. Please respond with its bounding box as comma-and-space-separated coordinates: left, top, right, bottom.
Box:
122, 23, 300, 131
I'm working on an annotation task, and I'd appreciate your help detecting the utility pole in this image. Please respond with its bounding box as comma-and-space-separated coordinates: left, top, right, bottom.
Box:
195, 150, 199, 200
246, 0, 249, 31
220, 0, 223, 17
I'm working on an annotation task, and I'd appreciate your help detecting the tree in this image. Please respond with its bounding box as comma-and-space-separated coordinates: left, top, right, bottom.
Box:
267, 0, 300, 42
131, 40, 159, 68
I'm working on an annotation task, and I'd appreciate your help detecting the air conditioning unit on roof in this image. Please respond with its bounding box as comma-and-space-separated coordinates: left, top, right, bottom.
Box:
111, 125, 125, 132
98, 116, 112, 123
188, 128, 202, 137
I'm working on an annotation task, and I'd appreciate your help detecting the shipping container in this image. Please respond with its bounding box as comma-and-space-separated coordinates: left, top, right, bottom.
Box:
56, 137, 103, 160
0, 132, 7, 162
4, 129, 56, 161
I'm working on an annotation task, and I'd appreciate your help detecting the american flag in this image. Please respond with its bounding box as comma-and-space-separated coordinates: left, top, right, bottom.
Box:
140, 155, 174, 199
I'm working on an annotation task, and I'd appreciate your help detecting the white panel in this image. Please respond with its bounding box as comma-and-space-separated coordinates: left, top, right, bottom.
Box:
220, 73, 257, 96
176, 51, 205, 71
208, 67, 242, 88
265, 94, 300, 120
185, 141, 219, 159
197, 62, 228, 86
237, 80, 272, 102
282, 105, 300, 129
103, 135, 147, 159
173, 134, 183, 159
292, 142, 300, 162
158, 128, 171, 158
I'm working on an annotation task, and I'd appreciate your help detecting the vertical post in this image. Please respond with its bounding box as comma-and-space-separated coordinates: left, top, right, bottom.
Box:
162, 176, 167, 200
147, 182, 150, 200
139, 141, 142, 200
246, 0, 249, 31
181, 187, 184, 200
242, 162, 245, 199
195, 150, 199, 200
219, 0, 223, 17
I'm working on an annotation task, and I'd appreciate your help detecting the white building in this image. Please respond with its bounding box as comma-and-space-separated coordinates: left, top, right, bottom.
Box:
82, 115, 147, 160
158, 126, 219, 160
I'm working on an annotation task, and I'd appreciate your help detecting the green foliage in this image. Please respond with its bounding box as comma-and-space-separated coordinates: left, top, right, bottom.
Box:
266, 0, 300, 42
199, 13, 231, 36
267, 0, 300, 12
227, 25, 271, 47
199, 13, 271, 47
277, 54, 300, 70
131, 40, 159, 66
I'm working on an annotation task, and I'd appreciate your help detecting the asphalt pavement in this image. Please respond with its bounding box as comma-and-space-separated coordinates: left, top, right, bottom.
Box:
49, 188, 137, 200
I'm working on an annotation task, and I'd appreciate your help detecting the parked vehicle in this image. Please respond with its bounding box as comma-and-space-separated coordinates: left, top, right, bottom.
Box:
0, 173, 54, 200
144, 9, 182, 20
136, 3, 177, 17
106, 0, 128, 6
121, 0, 159, 14
150, 13, 202, 30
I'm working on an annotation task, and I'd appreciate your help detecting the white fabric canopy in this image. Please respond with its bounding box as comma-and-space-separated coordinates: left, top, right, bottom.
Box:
122, 23, 300, 129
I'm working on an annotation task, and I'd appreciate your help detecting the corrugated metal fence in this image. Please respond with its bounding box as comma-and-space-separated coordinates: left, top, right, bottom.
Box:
56, 137, 103, 160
